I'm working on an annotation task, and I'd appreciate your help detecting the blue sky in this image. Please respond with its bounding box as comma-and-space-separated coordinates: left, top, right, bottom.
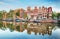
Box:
0, 0, 60, 12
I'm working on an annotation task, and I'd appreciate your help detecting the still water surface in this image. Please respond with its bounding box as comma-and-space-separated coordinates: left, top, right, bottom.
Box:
0, 22, 60, 39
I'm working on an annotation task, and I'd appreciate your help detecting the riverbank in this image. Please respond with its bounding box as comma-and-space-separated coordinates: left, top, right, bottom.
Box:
1, 19, 58, 23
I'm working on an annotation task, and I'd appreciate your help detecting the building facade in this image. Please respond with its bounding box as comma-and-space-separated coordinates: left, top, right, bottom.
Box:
15, 6, 52, 20
26, 6, 52, 20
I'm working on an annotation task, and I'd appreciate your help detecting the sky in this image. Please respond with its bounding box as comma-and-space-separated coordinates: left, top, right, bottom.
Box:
0, 0, 60, 12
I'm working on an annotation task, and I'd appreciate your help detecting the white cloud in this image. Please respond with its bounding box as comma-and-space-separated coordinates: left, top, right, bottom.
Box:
53, 8, 60, 13
3, 0, 18, 2
0, 2, 5, 4
52, 6, 60, 13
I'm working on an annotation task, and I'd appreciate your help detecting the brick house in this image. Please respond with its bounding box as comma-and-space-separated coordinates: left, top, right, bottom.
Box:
15, 6, 52, 20
26, 6, 52, 20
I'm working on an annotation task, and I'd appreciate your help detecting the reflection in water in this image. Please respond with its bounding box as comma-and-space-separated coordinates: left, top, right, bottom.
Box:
0, 21, 60, 39
0, 21, 56, 36
27, 23, 55, 35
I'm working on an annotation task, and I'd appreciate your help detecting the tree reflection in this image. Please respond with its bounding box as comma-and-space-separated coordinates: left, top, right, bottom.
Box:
0, 22, 57, 35
27, 23, 55, 35
7, 23, 14, 32
0, 22, 6, 31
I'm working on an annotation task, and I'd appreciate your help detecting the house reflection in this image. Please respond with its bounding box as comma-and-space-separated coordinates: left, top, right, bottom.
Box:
27, 23, 55, 35
0, 22, 55, 35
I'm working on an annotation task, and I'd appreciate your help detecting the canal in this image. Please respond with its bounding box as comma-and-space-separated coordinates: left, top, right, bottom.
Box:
0, 21, 60, 39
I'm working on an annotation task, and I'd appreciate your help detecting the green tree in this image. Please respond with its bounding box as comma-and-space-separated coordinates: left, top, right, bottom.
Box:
8, 10, 14, 18
16, 11, 20, 16
0, 11, 3, 19
52, 11, 57, 19
23, 13, 27, 19
16, 10, 20, 16
57, 13, 60, 19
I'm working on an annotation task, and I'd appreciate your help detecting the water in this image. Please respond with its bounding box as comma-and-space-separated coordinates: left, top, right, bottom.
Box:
0, 22, 60, 39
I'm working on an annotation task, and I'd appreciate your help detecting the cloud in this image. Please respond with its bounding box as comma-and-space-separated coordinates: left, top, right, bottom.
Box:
53, 8, 60, 12
0, 2, 5, 4
1, 0, 18, 2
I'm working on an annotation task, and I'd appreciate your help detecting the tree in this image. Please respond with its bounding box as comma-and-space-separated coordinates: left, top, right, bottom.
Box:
16, 11, 20, 16
0, 11, 3, 19
2, 10, 7, 20
8, 10, 14, 18
23, 13, 27, 19
57, 13, 60, 19
52, 11, 57, 19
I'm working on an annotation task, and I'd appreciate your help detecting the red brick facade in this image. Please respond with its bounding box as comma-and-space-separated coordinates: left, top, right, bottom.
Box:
15, 6, 52, 19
